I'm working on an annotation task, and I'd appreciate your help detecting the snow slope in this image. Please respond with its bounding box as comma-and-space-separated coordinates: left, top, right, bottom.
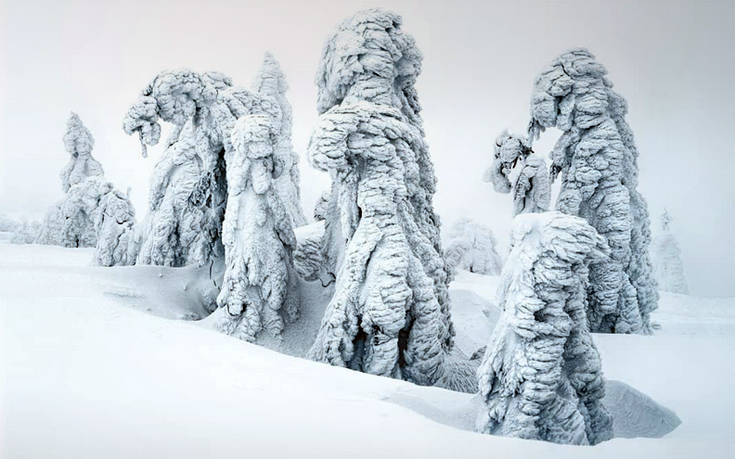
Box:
2, 243, 732, 458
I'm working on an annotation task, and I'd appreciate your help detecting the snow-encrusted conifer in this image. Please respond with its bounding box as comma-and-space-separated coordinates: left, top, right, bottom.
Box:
125, 69, 302, 341
444, 218, 503, 275
477, 212, 613, 445
36, 114, 113, 248
307, 9, 453, 386
94, 188, 137, 267
123, 71, 229, 267
212, 112, 300, 342
61, 113, 104, 192
253, 53, 307, 227
652, 210, 688, 294
528, 48, 657, 333
486, 131, 550, 215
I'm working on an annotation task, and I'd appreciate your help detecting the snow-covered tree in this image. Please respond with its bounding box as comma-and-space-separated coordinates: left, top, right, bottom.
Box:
122, 71, 229, 267
10, 219, 41, 244
306, 9, 454, 387
477, 211, 613, 445
211, 113, 300, 342
36, 113, 117, 249
652, 210, 688, 294
486, 131, 550, 215
253, 52, 307, 227
0, 214, 19, 233
94, 188, 137, 267
61, 112, 104, 192
528, 48, 657, 333
444, 218, 503, 275
124, 68, 303, 342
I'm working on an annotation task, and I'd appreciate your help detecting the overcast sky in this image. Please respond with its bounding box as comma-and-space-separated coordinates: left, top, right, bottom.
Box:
1, 0, 733, 296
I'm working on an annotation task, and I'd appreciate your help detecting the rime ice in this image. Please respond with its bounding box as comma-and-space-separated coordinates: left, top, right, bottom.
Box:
477, 212, 613, 445
528, 48, 657, 333
307, 9, 454, 386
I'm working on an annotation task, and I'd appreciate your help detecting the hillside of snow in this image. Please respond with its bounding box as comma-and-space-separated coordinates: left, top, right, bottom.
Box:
2, 242, 733, 458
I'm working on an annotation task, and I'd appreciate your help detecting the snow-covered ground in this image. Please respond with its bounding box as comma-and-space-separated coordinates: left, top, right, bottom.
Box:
2, 242, 733, 458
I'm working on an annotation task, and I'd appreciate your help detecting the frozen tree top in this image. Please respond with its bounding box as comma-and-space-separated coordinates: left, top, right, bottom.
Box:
315, 8, 422, 115
253, 52, 288, 98
61, 112, 103, 192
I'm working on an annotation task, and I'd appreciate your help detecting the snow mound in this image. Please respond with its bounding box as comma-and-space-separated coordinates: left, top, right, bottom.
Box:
604, 380, 681, 439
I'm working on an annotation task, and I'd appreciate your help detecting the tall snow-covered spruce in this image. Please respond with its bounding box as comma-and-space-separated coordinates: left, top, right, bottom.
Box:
253, 53, 307, 227
477, 212, 613, 445
212, 111, 300, 342
306, 9, 455, 387
486, 131, 550, 216
124, 66, 301, 341
528, 48, 657, 333
652, 210, 688, 294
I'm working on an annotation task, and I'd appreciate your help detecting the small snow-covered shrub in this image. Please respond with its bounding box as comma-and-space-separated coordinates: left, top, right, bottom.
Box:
307, 9, 454, 386
444, 218, 502, 275
477, 212, 613, 445
528, 48, 657, 333
652, 210, 688, 294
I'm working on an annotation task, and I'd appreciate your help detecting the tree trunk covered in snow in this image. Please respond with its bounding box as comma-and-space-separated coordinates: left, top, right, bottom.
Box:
477, 212, 613, 445
306, 9, 454, 387
528, 48, 657, 333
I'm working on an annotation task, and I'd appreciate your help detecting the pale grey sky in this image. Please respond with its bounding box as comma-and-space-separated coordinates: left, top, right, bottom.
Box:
1, 0, 733, 296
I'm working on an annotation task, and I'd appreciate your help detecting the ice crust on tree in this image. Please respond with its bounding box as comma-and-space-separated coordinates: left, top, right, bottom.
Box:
253, 53, 307, 227
124, 67, 302, 341
652, 210, 688, 294
61, 113, 104, 193
477, 211, 613, 445
528, 48, 657, 333
486, 131, 550, 216
444, 218, 503, 275
211, 113, 300, 342
306, 9, 455, 387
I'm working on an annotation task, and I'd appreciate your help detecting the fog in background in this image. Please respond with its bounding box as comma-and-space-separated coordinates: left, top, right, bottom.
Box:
1, 0, 733, 296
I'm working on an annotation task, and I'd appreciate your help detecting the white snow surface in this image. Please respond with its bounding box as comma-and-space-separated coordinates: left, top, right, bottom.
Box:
3, 242, 733, 458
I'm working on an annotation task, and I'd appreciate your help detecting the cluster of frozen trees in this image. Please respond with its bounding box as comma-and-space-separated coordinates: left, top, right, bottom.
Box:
17, 9, 680, 447
652, 210, 688, 294
489, 49, 658, 334
33, 113, 137, 265
122, 54, 304, 341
